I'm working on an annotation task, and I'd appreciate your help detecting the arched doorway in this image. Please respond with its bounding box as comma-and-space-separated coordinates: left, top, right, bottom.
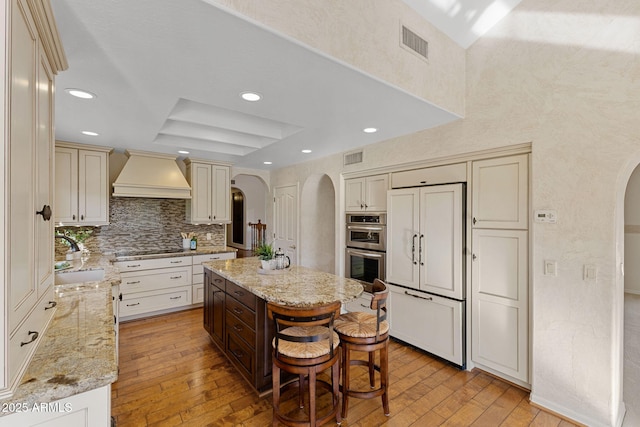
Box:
227, 173, 269, 256
622, 163, 640, 425
300, 174, 336, 273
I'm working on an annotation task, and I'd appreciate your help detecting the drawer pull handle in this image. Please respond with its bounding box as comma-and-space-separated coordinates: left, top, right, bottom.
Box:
127, 264, 141, 268
126, 303, 140, 307
234, 291, 244, 297
233, 307, 243, 315
20, 331, 39, 347
44, 301, 57, 310
233, 324, 243, 332
170, 276, 182, 279
231, 349, 245, 359
170, 296, 182, 300
127, 281, 141, 285
170, 261, 182, 264
360, 303, 368, 308
404, 290, 433, 301
214, 279, 223, 284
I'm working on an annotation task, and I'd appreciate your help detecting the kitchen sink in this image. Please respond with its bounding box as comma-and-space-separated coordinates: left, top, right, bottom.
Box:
54, 269, 105, 285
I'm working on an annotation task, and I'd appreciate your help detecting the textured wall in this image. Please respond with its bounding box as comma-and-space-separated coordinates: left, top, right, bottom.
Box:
625, 167, 640, 294
255, 0, 640, 425
55, 197, 225, 257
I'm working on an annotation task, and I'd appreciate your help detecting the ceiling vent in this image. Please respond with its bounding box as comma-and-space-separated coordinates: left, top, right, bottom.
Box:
401, 25, 428, 61
344, 150, 363, 166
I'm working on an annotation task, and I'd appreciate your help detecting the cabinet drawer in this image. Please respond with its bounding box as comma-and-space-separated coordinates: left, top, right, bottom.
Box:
120, 286, 192, 317
9, 291, 56, 383
226, 281, 256, 311
192, 273, 203, 285
391, 163, 467, 188
226, 297, 256, 329
226, 309, 256, 347
114, 256, 192, 272
210, 271, 226, 291
192, 284, 204, 304
120, 266, 192, 292
192, 252, 235, 274
344, 293, 375, 315
227, 330, 254, 379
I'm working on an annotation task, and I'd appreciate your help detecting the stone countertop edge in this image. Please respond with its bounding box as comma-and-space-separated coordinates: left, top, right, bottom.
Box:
202, 257, 364, 307
0, 255, 119, 414
109, 246, 238, 261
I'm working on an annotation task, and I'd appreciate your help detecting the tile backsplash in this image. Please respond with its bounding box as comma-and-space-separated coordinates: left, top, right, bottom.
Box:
55, 197, 225, 257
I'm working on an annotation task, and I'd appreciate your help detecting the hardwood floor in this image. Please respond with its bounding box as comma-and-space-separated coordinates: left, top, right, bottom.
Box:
112, 308, 579, 427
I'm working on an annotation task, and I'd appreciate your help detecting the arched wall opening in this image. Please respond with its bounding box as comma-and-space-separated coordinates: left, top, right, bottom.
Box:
300, 174, 336, 273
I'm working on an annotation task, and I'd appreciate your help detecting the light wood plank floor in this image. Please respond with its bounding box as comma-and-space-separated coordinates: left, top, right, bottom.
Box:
112, 308, 579, 427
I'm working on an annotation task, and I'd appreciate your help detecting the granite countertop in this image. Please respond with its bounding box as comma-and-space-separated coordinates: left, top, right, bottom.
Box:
203, 257, 364, 306
110, 246, 237, 261
0, 254, 119, 413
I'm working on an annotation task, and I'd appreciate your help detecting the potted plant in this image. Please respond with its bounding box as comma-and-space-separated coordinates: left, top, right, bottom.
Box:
255, 242, 275, 269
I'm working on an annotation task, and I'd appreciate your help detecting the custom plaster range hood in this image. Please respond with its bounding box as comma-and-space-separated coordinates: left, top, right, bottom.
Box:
112, 150, 191, 199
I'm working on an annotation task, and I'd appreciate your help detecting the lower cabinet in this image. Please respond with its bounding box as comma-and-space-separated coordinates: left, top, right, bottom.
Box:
204, 269, 273, 392
388, 283, 465, 367
192, 252, 236, 305
343, 292, 375, 315
0, 384, 111, 427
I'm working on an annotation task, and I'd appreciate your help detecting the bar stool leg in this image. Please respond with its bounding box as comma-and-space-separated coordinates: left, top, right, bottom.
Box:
298, 374, 305, 408
368, 352, 376, 388
381, 340, 390, 416
341, 343, 351, 419
333, 349, 342, 425
309, 370, 317, 426
272, 363, 281, 426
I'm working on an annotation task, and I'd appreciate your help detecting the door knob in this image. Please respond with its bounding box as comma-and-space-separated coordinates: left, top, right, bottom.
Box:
289, 244, 296, 250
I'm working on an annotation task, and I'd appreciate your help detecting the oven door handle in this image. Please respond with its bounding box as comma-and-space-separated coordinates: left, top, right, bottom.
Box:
347, 250, 383, 258
347, 225, 384, 232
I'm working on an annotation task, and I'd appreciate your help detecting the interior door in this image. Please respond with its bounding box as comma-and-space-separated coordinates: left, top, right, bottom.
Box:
273, 184, 298, 264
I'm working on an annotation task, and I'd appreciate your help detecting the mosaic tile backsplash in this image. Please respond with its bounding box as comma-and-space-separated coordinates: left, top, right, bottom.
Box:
55, 197, 226, 257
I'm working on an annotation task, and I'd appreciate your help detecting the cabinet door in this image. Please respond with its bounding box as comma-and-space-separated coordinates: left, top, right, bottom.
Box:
388, 284, 464, 366
386, 189, 420, 288
345, 178, 365, 212
420, 184, 464, 299
204, 271, 212, 334
211, 165, 230, 222
191, 163, 212, 222
364, 175, 388, 211
471, 229, 528, 383
212, 282, 225, 348
78, 150, 108, 224
54, 147, 78, 223
472, 155, 528, 229
9, 0, 38, 331
35, 49, 54, 297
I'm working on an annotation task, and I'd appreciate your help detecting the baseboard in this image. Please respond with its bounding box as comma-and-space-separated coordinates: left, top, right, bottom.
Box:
530, 393, 619, 427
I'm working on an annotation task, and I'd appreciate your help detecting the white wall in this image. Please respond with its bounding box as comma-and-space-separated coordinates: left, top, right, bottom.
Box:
625, 167, 640, 294
219, 1, 640, 425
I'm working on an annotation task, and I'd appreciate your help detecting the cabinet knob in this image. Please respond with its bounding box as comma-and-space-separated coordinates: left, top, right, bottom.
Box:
36, 205, 52, 221
80, 214, 84, 221
72, 214, 76, 220
472, 217, 477, 225
472, 254, 477, 260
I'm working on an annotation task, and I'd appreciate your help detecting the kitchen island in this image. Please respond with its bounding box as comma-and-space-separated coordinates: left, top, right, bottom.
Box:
202, 257, 363, 393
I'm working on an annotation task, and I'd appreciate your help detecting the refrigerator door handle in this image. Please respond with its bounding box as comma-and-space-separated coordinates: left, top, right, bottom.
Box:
419, 234, 425, 266
412, 234, 417, 265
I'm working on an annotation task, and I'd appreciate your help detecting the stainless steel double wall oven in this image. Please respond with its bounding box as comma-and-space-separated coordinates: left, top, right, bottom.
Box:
345, 213, 386, 284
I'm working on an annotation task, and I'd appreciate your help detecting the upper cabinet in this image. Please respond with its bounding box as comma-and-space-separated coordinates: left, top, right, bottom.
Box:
471, 155, 528, 229
185, 159, 231, 224
345, 174, 389, 212
3, 0, 67, 399
55, 142, 111, 226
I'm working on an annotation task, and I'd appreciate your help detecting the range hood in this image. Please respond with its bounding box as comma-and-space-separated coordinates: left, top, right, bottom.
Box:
112, 150, 191, 199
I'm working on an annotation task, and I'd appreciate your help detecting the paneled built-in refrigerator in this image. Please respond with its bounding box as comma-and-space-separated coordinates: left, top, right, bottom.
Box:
386, 183, 466, 367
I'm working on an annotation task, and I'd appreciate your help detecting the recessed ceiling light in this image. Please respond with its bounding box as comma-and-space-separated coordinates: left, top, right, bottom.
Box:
178, 150, 189, 154
263, 161, 273, 165
301, 149, 312, 154
81, 131, 99, 136
65, 88, 96, 99
363, 127, 378, 133
241, 92, 262, 102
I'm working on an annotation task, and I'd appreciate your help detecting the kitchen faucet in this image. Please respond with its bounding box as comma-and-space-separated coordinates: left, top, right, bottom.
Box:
55, 235, 81, 252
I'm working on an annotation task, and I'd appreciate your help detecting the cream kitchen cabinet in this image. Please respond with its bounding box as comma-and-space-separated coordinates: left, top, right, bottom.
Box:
192, 252, 236, 304
55, 142, 111, 226
185, 159, 231, 224
115, 256, 193, 321
345, 174, 389, 212
1, 0, 67, 399
471, 154, 528, 229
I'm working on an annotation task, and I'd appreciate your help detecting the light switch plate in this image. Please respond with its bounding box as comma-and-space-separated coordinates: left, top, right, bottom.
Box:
584, 264, 597, 281
535, 210, 557, 223
544, 260, 557, 276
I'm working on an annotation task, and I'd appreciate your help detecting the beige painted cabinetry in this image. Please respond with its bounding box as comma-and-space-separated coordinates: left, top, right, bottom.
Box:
54, 142, 111, 225
191, 252, 236, 304
1, 0, 67, 400
185, 159, 231, 224
115, 256, 193, 321
345, 174, 389, 212
471, 154, 529, 385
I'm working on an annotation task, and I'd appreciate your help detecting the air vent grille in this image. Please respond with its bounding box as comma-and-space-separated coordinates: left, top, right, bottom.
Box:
344, 151, 363, 166
401, 25, 428, 60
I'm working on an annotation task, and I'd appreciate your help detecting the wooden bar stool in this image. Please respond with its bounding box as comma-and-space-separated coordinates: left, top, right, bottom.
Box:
334, 279, 390, 418
267, 301, 342, 427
